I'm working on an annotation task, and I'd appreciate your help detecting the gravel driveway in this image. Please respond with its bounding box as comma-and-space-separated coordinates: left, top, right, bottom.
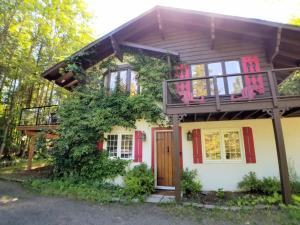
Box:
0, 180, 198, 225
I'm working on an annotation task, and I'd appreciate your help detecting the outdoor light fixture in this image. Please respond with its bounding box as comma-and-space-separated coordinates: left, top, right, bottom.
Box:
142, 131, 147, 142
187, 131, 192, 141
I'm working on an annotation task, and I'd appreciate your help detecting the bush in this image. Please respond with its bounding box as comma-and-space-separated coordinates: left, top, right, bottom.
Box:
238, 172, 261, 193
181, 168, 202, 198
260, 177, 280, 195
124, 163, 154, 200
238, 172, 280, 195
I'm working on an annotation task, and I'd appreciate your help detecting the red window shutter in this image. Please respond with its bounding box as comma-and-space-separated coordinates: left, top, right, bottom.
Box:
175, 64, 191, 104
192, 129, 203, 163
134, 131, 143, 162
96, 140, 104, 151
241, 55, 264, 94
242, 127, 256, 163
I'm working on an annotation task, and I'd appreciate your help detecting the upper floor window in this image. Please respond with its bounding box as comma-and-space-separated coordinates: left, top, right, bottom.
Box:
105, 66, 139, 95
191, 60, 243, 96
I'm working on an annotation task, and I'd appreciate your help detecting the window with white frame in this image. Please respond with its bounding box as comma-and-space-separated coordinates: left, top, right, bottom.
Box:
106, 134, 133, 159
203, 129, 243, 161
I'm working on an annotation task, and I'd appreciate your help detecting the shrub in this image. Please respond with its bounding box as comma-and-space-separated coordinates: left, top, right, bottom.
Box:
181, 168, 202, 198
238, 171, 261, 193
124, 163, 154, 200
260, 177, 280, 195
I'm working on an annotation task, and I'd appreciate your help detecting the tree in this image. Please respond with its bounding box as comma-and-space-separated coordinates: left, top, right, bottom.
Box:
0, 0, 94, 157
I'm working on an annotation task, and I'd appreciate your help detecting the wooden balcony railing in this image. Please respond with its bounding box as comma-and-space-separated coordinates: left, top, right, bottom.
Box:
162, 67, 300, 114
19, 105, 59, 126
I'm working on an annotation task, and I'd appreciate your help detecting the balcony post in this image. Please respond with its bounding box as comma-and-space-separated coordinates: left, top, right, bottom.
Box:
213, 76, 221, 111
270, 108, 292, 204
267, 71, 278, 107
170, 114, 185, 204
162, 80, 167, 113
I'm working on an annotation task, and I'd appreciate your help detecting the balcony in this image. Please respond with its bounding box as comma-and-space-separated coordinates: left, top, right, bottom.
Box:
17, 105, 59, 131
162, 67, 300, 120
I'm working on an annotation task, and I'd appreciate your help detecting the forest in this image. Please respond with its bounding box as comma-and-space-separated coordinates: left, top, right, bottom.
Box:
0, 0, 93, 159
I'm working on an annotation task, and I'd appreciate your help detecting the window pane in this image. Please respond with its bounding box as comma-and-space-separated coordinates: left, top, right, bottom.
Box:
130, 71, 138, 96
121, 135, 133, 159
119, 70, 127, 91
204, 131, 221, 160
191, 64, 207, 97
207, 63, 225, 95
107, 135, 118, 157
225, 61, 243, 94
223, 131, 241, 160
109, 72, 118, 90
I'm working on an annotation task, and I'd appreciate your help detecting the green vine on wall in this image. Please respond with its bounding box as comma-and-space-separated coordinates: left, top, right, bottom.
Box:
52, 52, 171, 180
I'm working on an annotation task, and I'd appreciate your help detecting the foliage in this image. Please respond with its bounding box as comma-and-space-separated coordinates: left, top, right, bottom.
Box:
229, 192, 282, 206
127, 53, 172, 101
0, 0, 93, 157
238, 172, 280, 195
34, 132, 49, 159
216, 188, 225, 199
289, 161, 300, 194
238, 172, 262, 193
181, 168, 202, 198
278, 71, 300, 96
124, 163, 154, 201
27, 178, 124, 203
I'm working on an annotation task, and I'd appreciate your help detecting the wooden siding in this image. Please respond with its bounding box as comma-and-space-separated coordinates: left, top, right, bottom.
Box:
133, 25, 272, 70
133, 24, 273, 97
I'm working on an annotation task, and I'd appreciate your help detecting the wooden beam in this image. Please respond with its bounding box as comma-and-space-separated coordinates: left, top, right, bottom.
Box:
210, 17, 215, 50
271, 108, 292, 205
64, 80, 79, 88
56, 71, 73, 84
27, 136, 36, 170
156, 8, 165, 40
206, 112, 212, 121
171, 114, 181, 204
110, 36, 123, 62
271, 27, 282, 63
120, 41, 179, 57
231, 111, 243, 120
218, 112, 228, 120
244, 110, 259, 119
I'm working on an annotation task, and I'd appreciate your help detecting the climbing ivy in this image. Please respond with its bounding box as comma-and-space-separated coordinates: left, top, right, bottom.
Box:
52, 52, 171, 180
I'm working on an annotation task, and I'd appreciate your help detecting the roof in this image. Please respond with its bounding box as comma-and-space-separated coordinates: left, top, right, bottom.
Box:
42, 5, 300, 89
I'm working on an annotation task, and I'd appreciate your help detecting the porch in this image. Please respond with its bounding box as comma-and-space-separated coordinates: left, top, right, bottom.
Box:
17, 105, 59, 170
163, 67, 300, 205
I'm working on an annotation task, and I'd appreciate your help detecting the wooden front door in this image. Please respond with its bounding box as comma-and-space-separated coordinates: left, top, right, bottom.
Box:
156, 131, 174, 187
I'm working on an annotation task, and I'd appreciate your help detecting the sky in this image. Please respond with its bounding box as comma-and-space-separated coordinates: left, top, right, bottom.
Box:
85, 0, 300, 38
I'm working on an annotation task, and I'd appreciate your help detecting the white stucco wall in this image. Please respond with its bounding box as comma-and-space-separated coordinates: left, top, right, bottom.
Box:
104, 118, 300, 191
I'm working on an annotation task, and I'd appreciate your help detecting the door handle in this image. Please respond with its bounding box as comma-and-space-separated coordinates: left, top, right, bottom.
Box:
167, 146, 169, 153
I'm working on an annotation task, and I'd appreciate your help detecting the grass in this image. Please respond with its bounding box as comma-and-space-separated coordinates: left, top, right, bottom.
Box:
0, 158, 51, 181
25, 178, 125, 203
159, 202, 300, 225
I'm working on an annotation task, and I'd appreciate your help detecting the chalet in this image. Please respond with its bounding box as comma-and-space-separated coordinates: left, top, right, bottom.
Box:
18, 6, 300, 204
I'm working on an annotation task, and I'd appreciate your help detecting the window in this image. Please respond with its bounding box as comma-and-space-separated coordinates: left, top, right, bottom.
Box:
207, 62, 226, 95
190, 60, 243, 96
106, 134, 133, 159
106, 67, 139, 95
203, 129, 243, 161
191, 64, 207, 97
107, 134, 118, 157
225, 61, 243, 94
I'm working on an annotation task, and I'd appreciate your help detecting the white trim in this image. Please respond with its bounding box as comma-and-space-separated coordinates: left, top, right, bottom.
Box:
156, 186, 175, 190
154, 130, 173, 189
202, 128, 245, 163
105, 133, 134, 160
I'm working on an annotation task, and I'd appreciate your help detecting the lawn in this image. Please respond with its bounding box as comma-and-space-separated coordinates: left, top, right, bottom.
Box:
0, 158, 51, 181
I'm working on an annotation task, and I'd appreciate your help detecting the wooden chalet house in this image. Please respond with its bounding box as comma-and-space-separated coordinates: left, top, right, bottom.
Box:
18, 6, 300, 204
